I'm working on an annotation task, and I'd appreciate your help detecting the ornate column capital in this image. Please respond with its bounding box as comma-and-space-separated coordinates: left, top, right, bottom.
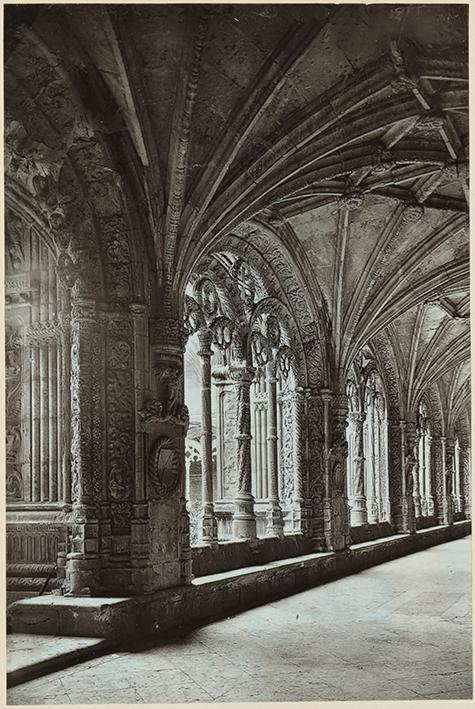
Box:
229, 364, 256, 384
129, 302, 147, 317
197, 327, 213, 357
150, 316, 188, 350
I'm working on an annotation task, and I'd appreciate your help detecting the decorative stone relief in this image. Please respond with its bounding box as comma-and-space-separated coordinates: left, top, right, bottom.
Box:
148, 437, 182, 497
140, 365, 189, 430
6, 326, 24, 501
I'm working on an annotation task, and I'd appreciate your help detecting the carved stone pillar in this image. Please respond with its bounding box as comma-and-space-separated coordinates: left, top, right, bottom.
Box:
455, 444, 464, 515
265, 360, 284, 538
400, 420, 416, 534
349, 412, 368, 526
212, 367, 235, 505
431, 436, 445, 524
418, 427, 427, 516
406, 421, 421, 518
442, 437, 455, 525
130, 303, 150, 588
140, 316, 192, 590
66, 298, 101, 596
230, 364, 257, 540
59, 306, 72, 507
462, 447, 471, 518
197, 329, 218, 543
323, 391, 350, 551
425, 434, 434, 516
290, 387, 308, 534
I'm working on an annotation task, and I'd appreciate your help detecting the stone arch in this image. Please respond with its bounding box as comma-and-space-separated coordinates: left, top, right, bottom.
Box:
181, 220, 330, 388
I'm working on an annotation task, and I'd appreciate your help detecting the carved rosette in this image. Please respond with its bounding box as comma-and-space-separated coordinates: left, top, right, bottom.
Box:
401, 203, 424, 225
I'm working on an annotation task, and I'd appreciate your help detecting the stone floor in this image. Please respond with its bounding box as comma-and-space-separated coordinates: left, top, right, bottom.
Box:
7, 536, 472, 704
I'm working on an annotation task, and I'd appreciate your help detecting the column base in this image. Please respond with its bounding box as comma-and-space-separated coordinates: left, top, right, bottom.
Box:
233, 494, 257, 540
324, 496, 350, 552
401, 496, 416, 534
65, 554, 100, 596
200, 505, 219, 544
443, 500, 454, 526
265, 500, 284, 538
367, 498, 379, 525
413, 494, 422, 518
350, 496, 368, 526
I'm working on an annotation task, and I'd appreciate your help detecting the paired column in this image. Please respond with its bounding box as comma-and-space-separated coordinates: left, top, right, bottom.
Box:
230, 364, 257, 540
265, 360, 284, 538
197, 329, 218, 543
350, 412, 368, 525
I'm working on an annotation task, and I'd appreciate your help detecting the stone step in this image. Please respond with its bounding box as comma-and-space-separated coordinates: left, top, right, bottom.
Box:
7, 633, 112, 688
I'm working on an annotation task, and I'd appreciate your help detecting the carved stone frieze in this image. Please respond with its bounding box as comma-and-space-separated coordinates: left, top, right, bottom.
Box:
26, 319, 61, 346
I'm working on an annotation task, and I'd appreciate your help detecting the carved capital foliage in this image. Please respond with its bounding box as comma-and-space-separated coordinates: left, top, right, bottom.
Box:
229, 364, 256, 384
150, 317, 188, 349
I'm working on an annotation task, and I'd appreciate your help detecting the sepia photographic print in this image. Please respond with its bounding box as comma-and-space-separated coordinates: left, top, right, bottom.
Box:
4, 1, 472, 705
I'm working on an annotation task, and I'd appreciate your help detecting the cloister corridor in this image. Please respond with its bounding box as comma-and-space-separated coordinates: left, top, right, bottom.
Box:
7, 536, 472, 704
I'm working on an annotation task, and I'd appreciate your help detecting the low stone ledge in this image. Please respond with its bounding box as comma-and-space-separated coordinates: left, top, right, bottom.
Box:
7, 521, 470, 642
191, 533, 312, 578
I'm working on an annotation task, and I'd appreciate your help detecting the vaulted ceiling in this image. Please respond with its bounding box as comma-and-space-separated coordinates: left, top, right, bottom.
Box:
4, 4, 469, 429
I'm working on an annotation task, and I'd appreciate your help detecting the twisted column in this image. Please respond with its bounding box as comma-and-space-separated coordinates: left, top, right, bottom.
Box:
265, 360, 284, 538
198, 329, 218, 543
230, 364, 257, 540
350, 412, 368, 526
